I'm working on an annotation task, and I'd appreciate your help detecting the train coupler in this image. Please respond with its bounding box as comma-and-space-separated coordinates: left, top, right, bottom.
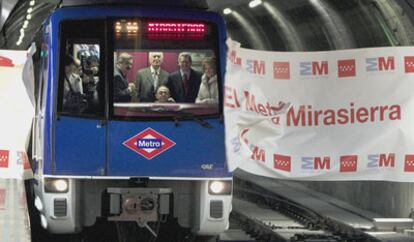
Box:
106, 187, 172, 225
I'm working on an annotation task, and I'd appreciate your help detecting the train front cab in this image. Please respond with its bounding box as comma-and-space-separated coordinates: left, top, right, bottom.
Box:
31, 5, 232, 237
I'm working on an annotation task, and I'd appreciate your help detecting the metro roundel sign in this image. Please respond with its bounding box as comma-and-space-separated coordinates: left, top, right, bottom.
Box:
123, 128, 176, 160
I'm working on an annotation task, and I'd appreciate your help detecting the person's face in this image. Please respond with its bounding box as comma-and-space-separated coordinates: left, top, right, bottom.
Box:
120, 59, 133, 73
155, 86, 171, 102
149, 53, 163, 69
90, 62, 99, 75
204, 63, 216, 78
178, 56, 191, 72
65, 64, 72, 74
66, 63, 77, 74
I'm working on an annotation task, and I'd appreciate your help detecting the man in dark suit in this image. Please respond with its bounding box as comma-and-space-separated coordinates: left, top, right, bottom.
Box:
114, 53, 135, 102
167, 52, 202, 103
135, 52, 169, 102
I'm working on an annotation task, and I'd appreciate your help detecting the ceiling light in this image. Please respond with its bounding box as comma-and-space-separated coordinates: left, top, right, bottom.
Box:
223, 8, 232, 15
17, 0, 36, 48
249, 0, 263, 8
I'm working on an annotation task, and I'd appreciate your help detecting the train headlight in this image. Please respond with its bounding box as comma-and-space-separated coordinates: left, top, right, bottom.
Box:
40, 214, 48, 229
208, 180, 232, 195
44, 178, 69, 193
34, 196, 43, 211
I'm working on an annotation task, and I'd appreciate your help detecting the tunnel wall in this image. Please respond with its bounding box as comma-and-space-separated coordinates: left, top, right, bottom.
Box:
304, 181, 414, 218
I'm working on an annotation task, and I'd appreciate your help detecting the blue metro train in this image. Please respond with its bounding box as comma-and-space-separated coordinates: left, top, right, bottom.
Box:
29, 0, 231, 239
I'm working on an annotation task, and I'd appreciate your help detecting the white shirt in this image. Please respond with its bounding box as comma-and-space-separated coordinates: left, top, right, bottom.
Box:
196, 74, 218, 104
64, 73, 83, 95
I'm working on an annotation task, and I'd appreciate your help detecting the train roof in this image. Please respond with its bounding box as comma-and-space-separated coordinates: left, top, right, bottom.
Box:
60, 0, 208, 9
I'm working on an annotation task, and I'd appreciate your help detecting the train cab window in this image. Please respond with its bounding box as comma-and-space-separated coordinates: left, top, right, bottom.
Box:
57, 20, 105, 117
111, 19, 221, 118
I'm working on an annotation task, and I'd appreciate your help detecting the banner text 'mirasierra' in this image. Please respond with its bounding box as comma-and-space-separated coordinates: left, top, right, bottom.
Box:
287, 103, 401, 126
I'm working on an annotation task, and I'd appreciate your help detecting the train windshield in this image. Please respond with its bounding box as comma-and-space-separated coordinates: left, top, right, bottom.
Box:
112, 19, 221, 118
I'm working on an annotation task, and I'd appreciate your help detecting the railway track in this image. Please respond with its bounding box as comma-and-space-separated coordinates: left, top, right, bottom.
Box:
27, 171, 414, 242
219, 172, 414, 242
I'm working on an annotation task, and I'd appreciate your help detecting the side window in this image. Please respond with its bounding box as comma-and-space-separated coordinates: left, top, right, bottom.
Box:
61, 40, 100, 114
57, 20, 104, 117
39, 37, 48, 112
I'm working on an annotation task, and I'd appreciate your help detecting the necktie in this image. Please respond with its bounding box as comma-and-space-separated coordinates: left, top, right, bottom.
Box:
183, 73, 189, 95
153, 71, 159, 90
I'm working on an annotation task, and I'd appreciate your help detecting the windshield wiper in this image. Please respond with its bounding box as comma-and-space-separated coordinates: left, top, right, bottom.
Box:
175, 115, 212, 128
148, 106, 213, 129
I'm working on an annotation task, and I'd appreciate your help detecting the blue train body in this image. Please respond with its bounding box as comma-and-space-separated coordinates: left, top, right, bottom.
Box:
40, 6, 229, 178
31, 3, 232, 238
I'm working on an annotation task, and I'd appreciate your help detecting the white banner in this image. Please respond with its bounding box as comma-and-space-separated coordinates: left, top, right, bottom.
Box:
225, 39, 414, 182
0, 50, 34, 180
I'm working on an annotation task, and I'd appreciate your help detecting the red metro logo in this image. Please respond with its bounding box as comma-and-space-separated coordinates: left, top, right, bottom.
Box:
340, 155, 358, 172
404, 155, 414, 172
273, 154, 291, 172
338, 59, 356, 78
404, 56, 414, 73
123, 128, 176, 160
273, 62, 290, 80
0, 150, 9, 168
0, 56, 14, 67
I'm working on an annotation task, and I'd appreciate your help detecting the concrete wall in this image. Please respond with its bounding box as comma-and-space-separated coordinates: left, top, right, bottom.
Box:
303, 181, 414, 218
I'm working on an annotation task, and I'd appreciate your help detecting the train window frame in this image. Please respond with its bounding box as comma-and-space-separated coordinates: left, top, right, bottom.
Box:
56, 19, 106, 119
32, 26, 46, 116
107, 17, 223, 121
